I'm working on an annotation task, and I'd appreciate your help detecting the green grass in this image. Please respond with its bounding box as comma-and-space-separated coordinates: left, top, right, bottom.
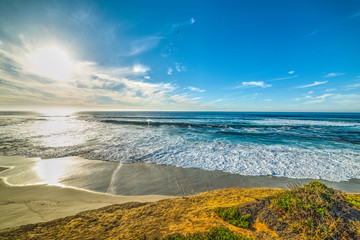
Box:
159, 227, 252, 240
345, 196, 360, 209
270, 181, 358, 239
215, 207, 251, 228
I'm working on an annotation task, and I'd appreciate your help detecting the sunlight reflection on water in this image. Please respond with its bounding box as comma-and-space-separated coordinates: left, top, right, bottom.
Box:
34, 158, 70, 185
32, 116, 87, 147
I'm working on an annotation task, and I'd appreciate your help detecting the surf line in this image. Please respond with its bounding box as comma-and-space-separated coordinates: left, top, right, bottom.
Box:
106, 162, 123, 195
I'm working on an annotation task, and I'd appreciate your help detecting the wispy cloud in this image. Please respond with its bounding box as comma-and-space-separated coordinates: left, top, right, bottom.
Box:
126, 17, 195, 57
210, 99, 225, 104
175, 63, 181, 72
295, 81, 327, 89
288, 71, 294, 74
323, 72, 344, 78
171, 18, 196, 31
331, 94, 360, 106
271, 75, 299, 81
175, 62, 186, 72
346, 82, 360, 89
304, 93, 333, 104
144, 76, 150, 79
325, 88, 336, 92
167, 67, 173, 75
125, 16, 196, 57
309, 30, 319, 36
128, 37, 163, 56
187, 86, 205, 92
233, 81, 271, 89
350, 11, 360, 19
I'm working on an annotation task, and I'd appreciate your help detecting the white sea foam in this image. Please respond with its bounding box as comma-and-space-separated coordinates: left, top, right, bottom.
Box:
250, 119, 360, 127
72, 123, 360, 182
1, 113, 360, 182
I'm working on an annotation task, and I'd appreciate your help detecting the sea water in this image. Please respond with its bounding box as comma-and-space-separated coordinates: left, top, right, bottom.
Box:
0, 111, 359, 182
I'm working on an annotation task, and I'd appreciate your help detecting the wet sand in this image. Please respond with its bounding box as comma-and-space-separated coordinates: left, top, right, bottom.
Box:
1, 155, 359, 230
1, 156, 359, 196
0, 169, 172, 230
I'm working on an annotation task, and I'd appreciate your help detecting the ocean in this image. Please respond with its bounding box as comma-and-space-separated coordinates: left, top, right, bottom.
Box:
1, 111, 360, 182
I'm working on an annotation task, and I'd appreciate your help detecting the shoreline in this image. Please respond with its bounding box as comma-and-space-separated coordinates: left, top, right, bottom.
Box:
1, 155, 359, 230
1, 155, 359, 195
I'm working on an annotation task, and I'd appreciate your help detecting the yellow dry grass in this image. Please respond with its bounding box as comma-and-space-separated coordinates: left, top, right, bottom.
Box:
0, 188, 281, 239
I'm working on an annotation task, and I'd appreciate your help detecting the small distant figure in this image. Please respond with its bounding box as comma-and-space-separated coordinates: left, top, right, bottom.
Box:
177, 30, 179, 35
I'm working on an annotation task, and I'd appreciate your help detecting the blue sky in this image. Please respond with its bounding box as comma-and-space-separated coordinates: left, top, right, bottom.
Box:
0, 0, 360, 112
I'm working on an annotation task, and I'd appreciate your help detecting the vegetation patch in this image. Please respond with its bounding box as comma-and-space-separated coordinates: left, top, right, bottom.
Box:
345, 195, 360, 209
215, 207, 251, 228
153, 227, 252, 240
231, 181, 360, 239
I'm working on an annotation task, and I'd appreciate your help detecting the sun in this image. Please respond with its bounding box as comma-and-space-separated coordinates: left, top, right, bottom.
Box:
27, 46, 73, 81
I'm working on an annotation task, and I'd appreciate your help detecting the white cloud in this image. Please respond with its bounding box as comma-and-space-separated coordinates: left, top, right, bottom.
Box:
331, 94, 360, 105
187, 86, 205, 92
346, 83, 360, 89
167, 67, 173, 75
171, 18, 196, 34
234, 81, 271, 88
288, 71, 294, 74
175, 62, 186, 72
325, 88, 336, 92
271, 75, 299, 81
132, 64, 150, 73
317, 93, 334, 99
295, 81, 327, 89
264, 99, 272, 101
0, 37, 203, 110
323, 73, 344, 78
308, 91, 314, 94
305, 99, 324, 104
210, 99, 225, 104
304, 93, 333, 104
175, 63, 181, 72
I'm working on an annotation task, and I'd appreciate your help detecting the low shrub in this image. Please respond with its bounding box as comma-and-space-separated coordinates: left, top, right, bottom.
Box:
215, 207, 251, 228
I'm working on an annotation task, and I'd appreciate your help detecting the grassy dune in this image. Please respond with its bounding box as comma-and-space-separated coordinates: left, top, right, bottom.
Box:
0, 183, 359, 239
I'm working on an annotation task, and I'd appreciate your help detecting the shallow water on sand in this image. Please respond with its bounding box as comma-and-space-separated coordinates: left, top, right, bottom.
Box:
1, 156, 359, 195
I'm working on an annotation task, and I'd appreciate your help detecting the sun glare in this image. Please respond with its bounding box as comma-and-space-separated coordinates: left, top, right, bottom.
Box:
27, 46, 73, 81
34, 158, 70, 185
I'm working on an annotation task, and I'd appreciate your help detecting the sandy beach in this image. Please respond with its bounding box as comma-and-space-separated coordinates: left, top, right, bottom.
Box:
0, 169, 172, 230
1, 155, 359, 231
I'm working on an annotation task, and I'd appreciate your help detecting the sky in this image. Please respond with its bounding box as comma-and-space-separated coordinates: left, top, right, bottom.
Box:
0, 0, 360, 112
